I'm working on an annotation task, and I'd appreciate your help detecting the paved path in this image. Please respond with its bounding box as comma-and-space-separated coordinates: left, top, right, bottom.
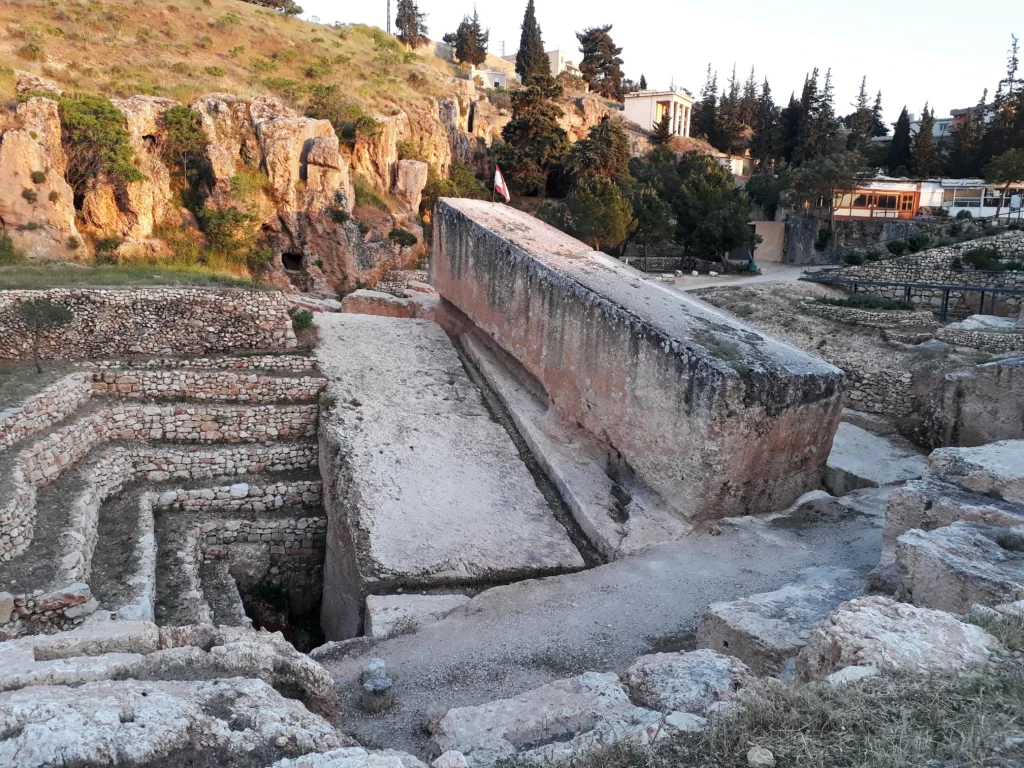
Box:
665, 263, 807, 292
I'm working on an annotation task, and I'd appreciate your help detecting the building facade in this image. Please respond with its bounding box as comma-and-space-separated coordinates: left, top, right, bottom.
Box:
828, 178, 1024, 221
623, 89, 694, 138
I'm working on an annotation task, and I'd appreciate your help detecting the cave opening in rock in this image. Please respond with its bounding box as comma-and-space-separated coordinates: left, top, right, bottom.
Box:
282, 252, 303, 272
240, 582, 325, 653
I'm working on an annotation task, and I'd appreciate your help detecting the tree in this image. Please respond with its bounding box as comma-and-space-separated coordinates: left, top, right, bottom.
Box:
576, 25, 625, 101
395, 0, 429, 48
639, 74, 647, 91
715, 64, 748, 154
565, 116, 631, 183
690, 65, 718, 143
947, 91, 987, 178
650, 113, 672, 146
745, 170, 784, 220
888, 107, 912, 174
494, 77, 568, 195
161, 105, 209, 184
983, 149, 1024, 220
871, 91, 888, 137
628, 186, 674, 267
17, 300, 74, 374
789, 151, 864, 233
780, 93, 802, 164
515, 0, 549, 83
750, 78, 779, 167
563, 177, 634, 251
791, 69, 820, 165
846, 77, 874, 152
58, 94, 145, 199
911, 104, 939, 178
446, 8, 489, 66
814, 69, 838, 155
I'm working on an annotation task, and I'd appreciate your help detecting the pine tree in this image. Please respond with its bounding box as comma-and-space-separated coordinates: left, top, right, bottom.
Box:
565, 116, 631, 183
564, 177, 634, 251
871, 90, 888, 137
515, 0, 549, 84
690, 65, 718, 144
495, 78, 567, 195
639, 74, 647, 91
986, 34, 1022, 161
792, 69, 820, 165
888, 107, 912, 174
395, 0, 429, 47
812, 68, 838, 156
780, 92, 802, 164
911, 103, 939, 178
576, 25, 625, 101
650, 113, 672, 145
714, 64, 747, 154
447, 8, 489, 66
946, 90, 986, 178
739, 67, 758, 127
846, 77, 873, 152
750, 78, 779, 166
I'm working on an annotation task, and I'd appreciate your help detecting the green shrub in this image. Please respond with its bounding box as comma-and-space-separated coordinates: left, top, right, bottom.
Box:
865, 250, 882, 262
820, 294, 915, 311
197, 206, 258, 257
886, 240, 909, 256
289, 306, 314, 332
251, 58, 278, 74
195, 35, 213, 49
93, 251, 118, 265
66, 236, 81, 250
228, 45, 246, 58
955, 209, 974, 219
95, 236, 123, 253
247, 246, 274, 274
907, 233, 931, 252
18, 43, 44, 61
949, 222, 964, 237
262, 77, 304, 100
59, 93, 146, 193
204, 66, 226, 77
843, 251, 864, 265
353, 176, 389, 212
21, 188, 38, 203
48, 190, 60, 202
304, 58, 333, 79
962, 247, 1003, 270
356, 221, 370, 236
950, 256, 964, 270
229, 167, 272, 201
388, 227, 418, 248
327, 207, 349, 224
30, 170, 47, 184
0, 234, 22, 265
161, 105, 209, 183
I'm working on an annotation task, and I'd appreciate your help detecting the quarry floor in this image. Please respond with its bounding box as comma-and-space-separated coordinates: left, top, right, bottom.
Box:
324, 487, 889, 756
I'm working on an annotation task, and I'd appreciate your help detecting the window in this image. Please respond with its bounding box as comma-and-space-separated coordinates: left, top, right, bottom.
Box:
900, 194, 915, 212
877, 194, 898, 209
950, 188, 983, 208
852, 193, 870, 208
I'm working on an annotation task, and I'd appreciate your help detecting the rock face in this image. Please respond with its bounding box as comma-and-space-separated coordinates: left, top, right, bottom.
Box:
0, 677, 346, 767
428, 672, 662, 768
393, 159, 429, 212
824, 422, 926, 496
795, 596, 1002, 682
0, 98, 83, 259
927, 440, 1024, 504
14, 70, 63, 96
897, 522, 1024, 613
340, 289, 439, 321
622, 650, 755, 714
696, 567, 864, 677
431, 199, 845, 520
364, 594, 470, 639
273, 748, 429, 768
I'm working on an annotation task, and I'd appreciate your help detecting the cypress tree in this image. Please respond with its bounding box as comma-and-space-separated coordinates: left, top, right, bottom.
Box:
911, 104, 939, 177
448, 9, 489, 66
639, 74, 647, 90
690, 64, 718, 144
516, 0, 549, 83
739, 66, 758, 127
780, 92, 802, 164
576, 25, 625, 101
871, 90, 888, 137
750, 78, 779, 166
792, 69, 820, 165
888, 107, 912, 174
650, 113, 672, 145
395, 0, 429, 47
812, 68, 838, 156
946, 91, 986, 178
846, 77, 873, 151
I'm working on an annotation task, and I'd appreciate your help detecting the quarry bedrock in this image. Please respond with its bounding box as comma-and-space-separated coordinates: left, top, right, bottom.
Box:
431, 199, 845, 519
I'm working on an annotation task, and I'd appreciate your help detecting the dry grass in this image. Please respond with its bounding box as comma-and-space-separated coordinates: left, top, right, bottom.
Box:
504, 662, 1024, 768
0, 0, 462, 114
0, 260, 261, 289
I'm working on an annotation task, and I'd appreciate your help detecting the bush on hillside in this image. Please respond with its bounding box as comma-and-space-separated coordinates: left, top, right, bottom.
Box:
59, 93, 145, 197
907, 233, 931, 252
886, 239, 909, 256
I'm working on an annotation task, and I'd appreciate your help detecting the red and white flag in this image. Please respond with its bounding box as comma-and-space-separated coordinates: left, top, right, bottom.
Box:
493, 165, 511, 204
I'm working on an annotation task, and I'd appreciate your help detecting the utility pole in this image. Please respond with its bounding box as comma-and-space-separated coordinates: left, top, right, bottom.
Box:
387, 0, 391, 34
500, 41, 505, 57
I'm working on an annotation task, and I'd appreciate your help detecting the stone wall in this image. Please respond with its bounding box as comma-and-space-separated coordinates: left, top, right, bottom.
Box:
432, 198, 846, 520
0, 289, 297, 360
91, 370, 326, 402
202, 516, 327, 589
936, 328, 1024, 353
843, 368, 914, 417
0, 374, 93, 452
800, 303, 936, 329
78, 355, 316, 372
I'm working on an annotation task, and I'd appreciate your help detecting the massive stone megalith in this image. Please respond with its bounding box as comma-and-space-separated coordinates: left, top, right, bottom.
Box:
431, 199, 845, 520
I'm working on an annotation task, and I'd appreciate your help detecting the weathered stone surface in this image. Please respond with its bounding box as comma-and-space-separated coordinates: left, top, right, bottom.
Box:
273, 748, 429, 768
623, 649, 754, 714
696, 567, 864, 677
14, 70, 63, 96
393, 159, 429, 212
824, 423, 926, 496
428, 672, 662, 768
927, 440, 1024, 504
0, 678, 345, 767
917, 357, 1024, 449
432, 198, 845, 520
823, 665, 879, 686
316, 314, 584, 640
795, 596, 1002, 682
365, 594, 470, 639
340, 289, 439, 321
897, 522, 1024, 613
0, 98, 83, 259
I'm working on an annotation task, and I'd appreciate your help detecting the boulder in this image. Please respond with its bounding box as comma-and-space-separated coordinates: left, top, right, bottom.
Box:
0, 97, 83, 259
257, 116, 340, 215
695, 567, 864, 677
364, 594, 470, 639
926, 440, 1024, 504
272, 748, 429, 768
896, 522, 1024, 613
795, 596, 1002, 682
428, 672, 662, 768
15, 70, 63, 96
393, 159, 429, 212
947, 315, 1021, 332
340, 289, 439, 321
622, 649, 755, 714
0, 678, 345, 767
350, 112, 407, 193
824, 422, 926, 496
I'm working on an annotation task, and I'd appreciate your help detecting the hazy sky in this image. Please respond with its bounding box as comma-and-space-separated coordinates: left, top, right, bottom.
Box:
299, 0, 1017, 124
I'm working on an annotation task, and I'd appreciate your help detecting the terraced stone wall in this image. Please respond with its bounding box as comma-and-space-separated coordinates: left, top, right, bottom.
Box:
0, 289, 298, 360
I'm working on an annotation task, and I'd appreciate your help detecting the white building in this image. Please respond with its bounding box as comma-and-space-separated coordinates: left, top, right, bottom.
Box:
501, 49, 581, 79
623, 89, 694, 139
471, 66, 508, 89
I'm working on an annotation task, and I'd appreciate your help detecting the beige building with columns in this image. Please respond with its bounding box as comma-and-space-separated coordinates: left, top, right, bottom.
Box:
624, 89, 694, 139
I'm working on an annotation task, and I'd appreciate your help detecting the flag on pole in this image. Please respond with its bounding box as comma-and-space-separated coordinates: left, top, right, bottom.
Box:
493, 165, 511, 204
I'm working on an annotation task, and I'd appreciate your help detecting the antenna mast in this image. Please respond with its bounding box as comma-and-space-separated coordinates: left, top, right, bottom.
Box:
387, 0, 392, 34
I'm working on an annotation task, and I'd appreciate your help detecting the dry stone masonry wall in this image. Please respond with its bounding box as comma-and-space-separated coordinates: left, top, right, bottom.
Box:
0, 289, 297, 360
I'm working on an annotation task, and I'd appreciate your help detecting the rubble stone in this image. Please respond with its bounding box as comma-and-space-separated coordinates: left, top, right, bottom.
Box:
623, 649, 755, 714
365, 594, 470, 639
927, 440, 1024, 504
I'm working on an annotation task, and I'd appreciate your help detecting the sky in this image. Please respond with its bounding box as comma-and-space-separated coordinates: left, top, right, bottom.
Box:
299, 0, 1018, 125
